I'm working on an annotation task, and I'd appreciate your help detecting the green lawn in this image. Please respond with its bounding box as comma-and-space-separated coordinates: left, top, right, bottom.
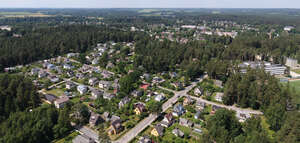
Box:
46, 88, 65, 96
53, 131, 79, 143
291, 69, 300, 74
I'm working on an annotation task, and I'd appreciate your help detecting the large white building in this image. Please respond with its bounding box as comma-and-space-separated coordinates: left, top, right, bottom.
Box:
239, 61, 287, 75
285, 58, 298, 67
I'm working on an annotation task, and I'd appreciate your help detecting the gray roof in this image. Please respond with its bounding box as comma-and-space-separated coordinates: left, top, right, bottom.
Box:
154, 125, 164, 136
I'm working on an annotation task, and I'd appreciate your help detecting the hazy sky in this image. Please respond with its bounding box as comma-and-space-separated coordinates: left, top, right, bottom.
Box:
1, 0, 300, 8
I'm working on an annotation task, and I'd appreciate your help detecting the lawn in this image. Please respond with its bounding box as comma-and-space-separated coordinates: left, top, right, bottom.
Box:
46, 88, 65, 96
53, 131, 79, 143
291, 69, 300, 74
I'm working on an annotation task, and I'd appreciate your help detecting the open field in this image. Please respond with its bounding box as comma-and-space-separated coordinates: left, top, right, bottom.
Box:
45, 88, 65, 97
291, 69, 300, 74
138, 9, 160, 13
0, 12, 53, 18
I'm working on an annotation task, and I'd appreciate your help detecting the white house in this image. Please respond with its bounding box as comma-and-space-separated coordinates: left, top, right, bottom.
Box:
77, 85, 88, 95
155, 94, 165, 102
215, 92, 224, 102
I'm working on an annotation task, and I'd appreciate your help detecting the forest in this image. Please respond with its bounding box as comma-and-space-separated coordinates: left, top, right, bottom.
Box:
0, 25, 138, 70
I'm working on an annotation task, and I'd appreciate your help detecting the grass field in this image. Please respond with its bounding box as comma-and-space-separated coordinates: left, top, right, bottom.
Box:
0, 12, 52, 18
46, 88, 65, 97
138, 9, 160, 13
291, 69, 300, 74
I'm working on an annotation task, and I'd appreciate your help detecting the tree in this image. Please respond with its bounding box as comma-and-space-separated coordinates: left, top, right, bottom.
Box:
146, 100, 162, 114
72, 103, 90, 125
53, 107, 72, 138
202, 109, 242, 143
277, 111, 300, 143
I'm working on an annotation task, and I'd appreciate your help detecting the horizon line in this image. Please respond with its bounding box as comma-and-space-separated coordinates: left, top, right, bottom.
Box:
0, 7, 300, 9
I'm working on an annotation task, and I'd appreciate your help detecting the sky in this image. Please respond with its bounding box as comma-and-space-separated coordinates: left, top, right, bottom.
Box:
1, 0, 300, 8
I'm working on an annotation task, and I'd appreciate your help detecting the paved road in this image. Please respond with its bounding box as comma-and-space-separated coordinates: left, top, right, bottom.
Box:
113, 79, 202, 143
186, 95, 263, 115
160, 80, 263, 115
77, 126, 99, 142
113, 114, 158, 143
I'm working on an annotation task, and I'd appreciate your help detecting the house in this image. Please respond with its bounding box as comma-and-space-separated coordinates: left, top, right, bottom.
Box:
172, 128, 184, 138
54, 96, 69, 108
63, 64, 73, 70
101, 112, 110, 122
106, 62, 115, 69
77, 85, 88, 95
172, 104, 185, 117
101, 71, 113, 79
193, 128, 203, 134
131, 90, 144, 97
88, 78, 98, 86
91, 89, 103, 100
110, 115, 121, 122
76, 73, 85, 79
172, 82, 183, 90
194, 110, 201, 119
286, 58, 298, 67
38, 71, 47, 78
67, 53, 79, 58
134, 103, 146, 115
118, 96, 131, 109
179, 118, 193, 127
215, 92, 224, 102
183, 96, 194, 106
99, 81, 112, 89
47, 64, 56, 70
214, 80, 223, 88
155, 94, 165, 102
140, 84, 150, 90
211, 105, 223, 114
236, 112, 251, 122
160, 113, 174, 127
66, 71, 74, 77
170, 72, 178, 78
284, 26, 294, 31
31, 68, 40, 75
141, 73, 151, 81
66, 82, 76, 90
89, 112, 102, 127
92, 58, 99, 65
152, 77, 164, 84
151, 125, 164, 137
49, 76, 60, 83
194, 87, 202, 96
103, 92, 115, 100
44, 94, 57, 104
108, 119, 123, 135
196, 100, 206, 110
138, 136, 151, 143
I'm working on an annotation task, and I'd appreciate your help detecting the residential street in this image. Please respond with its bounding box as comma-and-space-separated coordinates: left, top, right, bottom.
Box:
114, 75, 263, 143
113, 114, 158, 143
77, 126, 99, 142
113, 78, 201, 143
